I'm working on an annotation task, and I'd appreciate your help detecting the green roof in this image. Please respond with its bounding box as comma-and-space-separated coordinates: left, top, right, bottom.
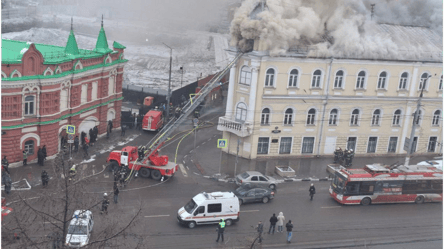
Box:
113, 41, 126, 49
65, 29, 80, 55
94, 27, 113, 54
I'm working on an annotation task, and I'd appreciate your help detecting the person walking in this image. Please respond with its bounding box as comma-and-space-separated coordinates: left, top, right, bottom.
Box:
216, 219, 225, 242
23, 150, 27, 166
89, 129, 95, 147
277, 212, 285, 233
269, 213, 278, 234
2, 156, 10, 175
38, 148, 44, 166
4, 172, 12, 195
42, 145, 47, 161
41, 170, 49, 187
101, 193, 110, 214
256, 221, 264, 243
108, 120, 113, 133
83, 143, 89, 160
121, 124, 126, 137
309, 183, 316, 200
113, 185, 119, 204
68, 166, 76, 182
286, 220, 293, 243
74, 135, 79, 152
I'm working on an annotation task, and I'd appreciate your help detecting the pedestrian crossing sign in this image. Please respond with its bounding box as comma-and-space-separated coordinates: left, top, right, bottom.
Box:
67, 125, 75, 134
217, 139, 227, 149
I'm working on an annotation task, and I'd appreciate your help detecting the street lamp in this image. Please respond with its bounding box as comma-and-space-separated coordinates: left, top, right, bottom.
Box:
163, 42, 173, 119
180, 66, 184, 88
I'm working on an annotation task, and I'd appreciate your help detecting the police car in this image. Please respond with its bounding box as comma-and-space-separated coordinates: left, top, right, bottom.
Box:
66, 210, 94, 248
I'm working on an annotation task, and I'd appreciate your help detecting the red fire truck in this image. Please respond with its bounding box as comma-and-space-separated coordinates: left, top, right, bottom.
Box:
329, 164, 443, 205
142, 110, 164, 131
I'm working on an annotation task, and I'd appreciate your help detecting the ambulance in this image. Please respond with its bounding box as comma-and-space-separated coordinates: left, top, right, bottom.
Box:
177, 192, 240, 228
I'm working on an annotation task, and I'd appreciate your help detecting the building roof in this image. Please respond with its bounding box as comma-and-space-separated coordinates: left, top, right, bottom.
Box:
65, 29, 80, 56
94, 26, 113, 54
113, 41, 126, 49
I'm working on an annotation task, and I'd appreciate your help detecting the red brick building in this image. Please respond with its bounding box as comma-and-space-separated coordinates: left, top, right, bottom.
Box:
1, 22, 127, 164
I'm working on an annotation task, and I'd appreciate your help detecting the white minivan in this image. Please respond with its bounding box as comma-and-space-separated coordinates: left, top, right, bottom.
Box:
177, 192, 240, 228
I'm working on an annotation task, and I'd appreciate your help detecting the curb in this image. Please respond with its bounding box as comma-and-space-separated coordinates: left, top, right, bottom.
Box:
208, 177, 333, 183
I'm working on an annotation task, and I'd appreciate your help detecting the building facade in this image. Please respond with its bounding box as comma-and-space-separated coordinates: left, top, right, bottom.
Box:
1, 22, 128, 164
218, 25, 443, 161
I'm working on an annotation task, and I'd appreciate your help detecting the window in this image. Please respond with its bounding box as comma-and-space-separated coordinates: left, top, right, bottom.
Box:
258, 176, 268, 182
411, 137, 418, 153
432, 110, 441, 126
288, 69, 298, 87
359, 182, 375, 195
284, 108, 293, 125
207, 204, 222, 213
329, 109, 338, 125
60, 89, 68, 111
344, 182, 360, 195
428, 137, 437, 152
393, 109, 401, 126
356, 71, 365, 89
92, 82, 98, 100
240, 66, 251, 85
265, 68, 275, 87
334, 70, 344, 88
81, 84, 87, 104
251, 176, 258, 181
399, 72, 408, 90
108, 76, 115, 96
306, 108, 316, 125
196, 206, 205, 215
350, 109, 359, 126
279, 137, 292, 154
371, 109, 381, 126
388, 137, 398, 153
418, 73, 429, 90
311, 70, 321, 88
367, 137, 378, 153
24, 96, 35, 115
235, 103, 247, 122
439, 75, 443, 90
24, 140, 34, 155
261, 108, 270, 125
347, 137, 357, 151
257, 137, 269, 154
377, 72, 387, 89
414, 110, 422, 125
301, 137, 315, 154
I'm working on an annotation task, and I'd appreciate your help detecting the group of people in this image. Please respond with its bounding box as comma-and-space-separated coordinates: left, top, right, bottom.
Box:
333, 147, 355, 167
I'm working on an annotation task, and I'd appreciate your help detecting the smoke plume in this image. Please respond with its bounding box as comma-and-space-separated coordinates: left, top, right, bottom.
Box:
230, 0, 442, 60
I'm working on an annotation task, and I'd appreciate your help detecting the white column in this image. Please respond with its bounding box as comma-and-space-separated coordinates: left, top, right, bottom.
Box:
247, 66, 259, 123
409, 65, 419, 97
400, 105, 413, 153
225, 65, 237, 118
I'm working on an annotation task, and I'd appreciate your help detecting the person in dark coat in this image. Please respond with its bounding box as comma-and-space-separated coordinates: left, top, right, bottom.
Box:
42, 145, 47, 161
309, 183, 316, 200
269, 213, 278, 234
89, 129, 95, 147
93, 126, 99, 139
113, 185, 119, 204
81, 132, 86, 146
74, 135, 79, 152
216, 219, 225, 242
101, 193, 110, 214
41, 170, 49, 187
286, 220, 293, 243
3, 172, 12, 195
137, 114, 142, 130
23, 150, 27, 166
108, 120, 113, 133
256, 221, 264, 243
38, 148, 44, 166
121, 124, 126, 136
83, 143, 89, 159
2, 156, 10, 174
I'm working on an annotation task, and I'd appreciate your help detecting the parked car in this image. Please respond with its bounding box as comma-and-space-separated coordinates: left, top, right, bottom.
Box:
235, 171, 278, 190
65, 210, 94, 248
233, 185, 275, 205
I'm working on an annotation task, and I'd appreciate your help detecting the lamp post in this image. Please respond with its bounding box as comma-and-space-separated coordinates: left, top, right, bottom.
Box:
180, 66, 184, 88
163, 42, 173, 119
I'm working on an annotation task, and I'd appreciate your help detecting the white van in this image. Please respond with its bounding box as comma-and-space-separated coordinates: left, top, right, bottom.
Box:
177, 192, 240, 228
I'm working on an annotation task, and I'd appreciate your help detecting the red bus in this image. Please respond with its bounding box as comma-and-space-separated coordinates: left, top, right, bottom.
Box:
329, 164, 443, 205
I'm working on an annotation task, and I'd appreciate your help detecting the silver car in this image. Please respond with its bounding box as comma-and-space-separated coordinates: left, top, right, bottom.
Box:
235, 171, 277, 190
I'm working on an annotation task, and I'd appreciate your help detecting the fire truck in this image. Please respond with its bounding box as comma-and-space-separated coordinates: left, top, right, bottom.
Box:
106, 53, 243, 181
329, 163, 443, 205
142, 109, 164, 131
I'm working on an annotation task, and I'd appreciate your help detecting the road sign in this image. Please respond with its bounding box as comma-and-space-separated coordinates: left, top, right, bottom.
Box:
403, 137, 410, 152
193, 118, 199, 128
217, 139, 227, 149
67, 125, 75, 134
68, 134, 74, 144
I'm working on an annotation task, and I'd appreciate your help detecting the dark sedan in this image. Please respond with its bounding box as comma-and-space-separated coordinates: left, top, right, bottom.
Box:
233, 186, 275, 205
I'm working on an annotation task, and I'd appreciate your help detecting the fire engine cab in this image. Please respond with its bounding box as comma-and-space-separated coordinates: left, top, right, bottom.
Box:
142, 110, 164, 131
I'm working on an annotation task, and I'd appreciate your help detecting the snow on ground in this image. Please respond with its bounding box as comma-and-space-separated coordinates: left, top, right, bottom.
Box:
2, 14, 231, 91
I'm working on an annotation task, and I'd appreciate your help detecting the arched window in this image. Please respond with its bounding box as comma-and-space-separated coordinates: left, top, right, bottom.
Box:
81, 84, 88, 104
356, 71, 365, 89
311, 70, 321, 88
432, 110, 441, 126
265, 68, 275, 87
439, 75, 443, 91
393, 109, 401, 126
419, 73, 429, 90
261, 108, 270, 125
307, 108, 316, 125
24, 140, 34, 155
350, 109, 359, 126
284, 108, 293, 125
108, 76, 115, 96
24, 96, 35, 115
288, 69, 298, 87
414, 110, 422, 125
377, 71, 387, 89
329, 109, 338, 125
240, 66, 251, 85
372, 109, 381, 126
399, 72, 408, 90
235, 102, 247, 122
334, 70, 344, 88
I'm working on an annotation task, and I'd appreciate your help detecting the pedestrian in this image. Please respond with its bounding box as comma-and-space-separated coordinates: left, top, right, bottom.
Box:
4, 173, 12, 195
216, 218, 225, 242
269, 213, 278, 234
121, 124, 126, 136
137, 114, 142, 130
108, 120, 113, 133
119, 169, 126, 187
133, 114, 137, 129
38, 148, 44, 166
74, 135, 79, 152
42, 145, 47, 161
256, 221, 264, 243
41, 170, 49, 187
89, 129, 94, 147
23, 150, 27, 166
309, 183, 316, 200
83, 143, 89, 159
333, 147, 343, 163
113, 185, 119, 204
286, 220, 293, 243
68, 166, 76, 182
2, 156, 10, 174
101, 193, 110, 214
81, 131, 86, 146
277, 212, 285, 233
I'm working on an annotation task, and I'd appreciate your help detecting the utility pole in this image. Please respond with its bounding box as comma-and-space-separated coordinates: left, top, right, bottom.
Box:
370, 4, 375, 21
180, 66, 184, 88
234, 138, 240, 176
163, 42, 173, 120
404, 75, 431, 166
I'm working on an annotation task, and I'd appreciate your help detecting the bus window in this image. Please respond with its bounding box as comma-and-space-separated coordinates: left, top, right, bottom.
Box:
359, 182, 375, 195
417, 180, 432, 194
432, 180, 443, 193
344, 182, 360, 196
402, 181, 417, 194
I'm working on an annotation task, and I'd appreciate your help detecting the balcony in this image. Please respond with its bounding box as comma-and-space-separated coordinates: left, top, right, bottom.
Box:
217, 117, 252, 137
